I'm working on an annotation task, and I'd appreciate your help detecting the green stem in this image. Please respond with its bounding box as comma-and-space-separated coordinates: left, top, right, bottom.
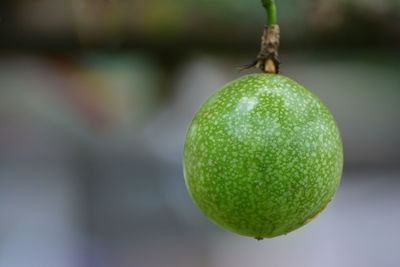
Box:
261, 0, 277, 26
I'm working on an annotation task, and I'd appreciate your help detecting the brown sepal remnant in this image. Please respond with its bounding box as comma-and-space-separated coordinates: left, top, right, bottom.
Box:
243, 25, 280, 74
303, 197, 334, 225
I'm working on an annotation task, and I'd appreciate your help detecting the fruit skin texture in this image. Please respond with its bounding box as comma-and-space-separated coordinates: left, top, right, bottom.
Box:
183, 73, 343, 238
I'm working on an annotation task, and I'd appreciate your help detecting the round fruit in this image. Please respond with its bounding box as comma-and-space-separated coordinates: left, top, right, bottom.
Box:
183, 73, 343, 239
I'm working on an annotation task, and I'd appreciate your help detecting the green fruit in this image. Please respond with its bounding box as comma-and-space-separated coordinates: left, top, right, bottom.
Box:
183, 73, 343, 239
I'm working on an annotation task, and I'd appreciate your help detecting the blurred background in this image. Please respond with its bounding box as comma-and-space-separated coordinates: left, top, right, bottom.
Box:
0, 0, 399, 266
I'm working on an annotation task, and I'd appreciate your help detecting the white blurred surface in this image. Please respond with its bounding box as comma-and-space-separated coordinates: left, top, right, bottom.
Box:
0, 163, 84, 267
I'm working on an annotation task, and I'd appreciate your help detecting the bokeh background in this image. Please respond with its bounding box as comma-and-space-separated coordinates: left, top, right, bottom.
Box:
0, 0, 399, 266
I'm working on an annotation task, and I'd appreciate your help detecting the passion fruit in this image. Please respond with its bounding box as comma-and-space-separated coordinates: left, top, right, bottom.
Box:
183, 73, 343, 239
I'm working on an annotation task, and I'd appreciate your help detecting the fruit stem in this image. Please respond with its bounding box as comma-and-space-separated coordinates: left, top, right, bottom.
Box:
261, 0, 277, 26
242, 0, 280, 74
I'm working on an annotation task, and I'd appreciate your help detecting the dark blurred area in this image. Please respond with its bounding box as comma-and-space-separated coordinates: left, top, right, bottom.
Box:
0, 1, 399, 267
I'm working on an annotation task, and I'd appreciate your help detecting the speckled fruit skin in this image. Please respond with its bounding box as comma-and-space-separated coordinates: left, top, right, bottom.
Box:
183, 73, 343, 238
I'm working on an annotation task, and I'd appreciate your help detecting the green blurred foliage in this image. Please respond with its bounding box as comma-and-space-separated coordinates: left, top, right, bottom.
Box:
2, 0, 399, 48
